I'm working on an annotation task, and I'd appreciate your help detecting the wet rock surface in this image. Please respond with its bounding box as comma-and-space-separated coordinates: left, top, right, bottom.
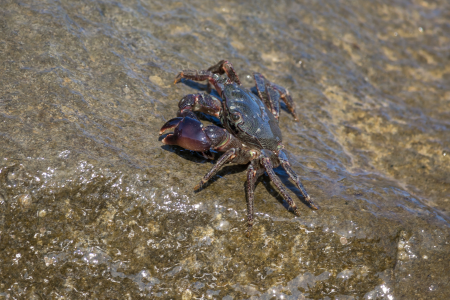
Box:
1, 0, 449, 298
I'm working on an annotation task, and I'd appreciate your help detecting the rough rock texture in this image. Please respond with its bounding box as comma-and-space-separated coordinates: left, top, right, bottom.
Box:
0, 0, 449, 298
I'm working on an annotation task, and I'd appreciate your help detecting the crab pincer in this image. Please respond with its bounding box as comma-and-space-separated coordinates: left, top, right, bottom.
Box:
160, 112, 236, 162
160, 116, 212, 152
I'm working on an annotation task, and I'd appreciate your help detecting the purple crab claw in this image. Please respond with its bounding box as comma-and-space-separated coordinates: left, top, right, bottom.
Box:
160, 116, 212, 152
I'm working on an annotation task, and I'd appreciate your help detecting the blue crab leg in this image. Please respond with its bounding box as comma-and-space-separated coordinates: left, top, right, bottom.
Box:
278, 149, 318, 210
261, 157, 301, 216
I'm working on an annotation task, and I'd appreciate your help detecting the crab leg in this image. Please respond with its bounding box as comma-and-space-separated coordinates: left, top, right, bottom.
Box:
174, 69, 226, 96
266, 85, 281, 120
261, 157, 300, 216
246, 163, 256, 236
254, 73, 280, 119
207, 60, 241, 85
177, 93, 222, 118
278, 149, 318, 209
194, 148, 237, 190
245, 161, 265, 236
271, 82, 298, 121
254, 73, 298, 121
174, 69, 215, 84
174, 60, 241, 95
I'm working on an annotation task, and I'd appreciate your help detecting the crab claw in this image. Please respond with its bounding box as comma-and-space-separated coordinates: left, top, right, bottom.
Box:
174, 71, 183, 84
159, 117, 184, 135
160, 116, 212, 152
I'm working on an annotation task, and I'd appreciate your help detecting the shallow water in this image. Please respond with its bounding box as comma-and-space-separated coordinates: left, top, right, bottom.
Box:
1, 0, 449, 298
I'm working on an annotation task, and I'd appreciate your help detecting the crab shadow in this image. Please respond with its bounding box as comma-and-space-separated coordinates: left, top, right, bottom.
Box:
160, 142, 315, 213
177, 78, 221, 99
190, 156, 314, 214
159, 144, 213, 164
199, 161, 315, 214
250, 168, 316, 214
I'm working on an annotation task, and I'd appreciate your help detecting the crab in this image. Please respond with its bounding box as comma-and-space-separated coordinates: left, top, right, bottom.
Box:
159, 60, 318, 235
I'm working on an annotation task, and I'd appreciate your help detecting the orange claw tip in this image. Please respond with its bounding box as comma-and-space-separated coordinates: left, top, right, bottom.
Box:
309, 201, 319, 210
159, 127, 172, 135
159, 128, 167, 135
194, 181, 205, 191
161, 134, 172, 145
174, 72, 183, 84
305, 195, 318, 209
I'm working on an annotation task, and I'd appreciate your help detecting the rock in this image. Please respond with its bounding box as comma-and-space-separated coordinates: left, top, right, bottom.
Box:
0, 0, 449, 299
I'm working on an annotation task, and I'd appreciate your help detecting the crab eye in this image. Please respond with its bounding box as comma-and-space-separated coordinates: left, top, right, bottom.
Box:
231, 112, 242, 122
